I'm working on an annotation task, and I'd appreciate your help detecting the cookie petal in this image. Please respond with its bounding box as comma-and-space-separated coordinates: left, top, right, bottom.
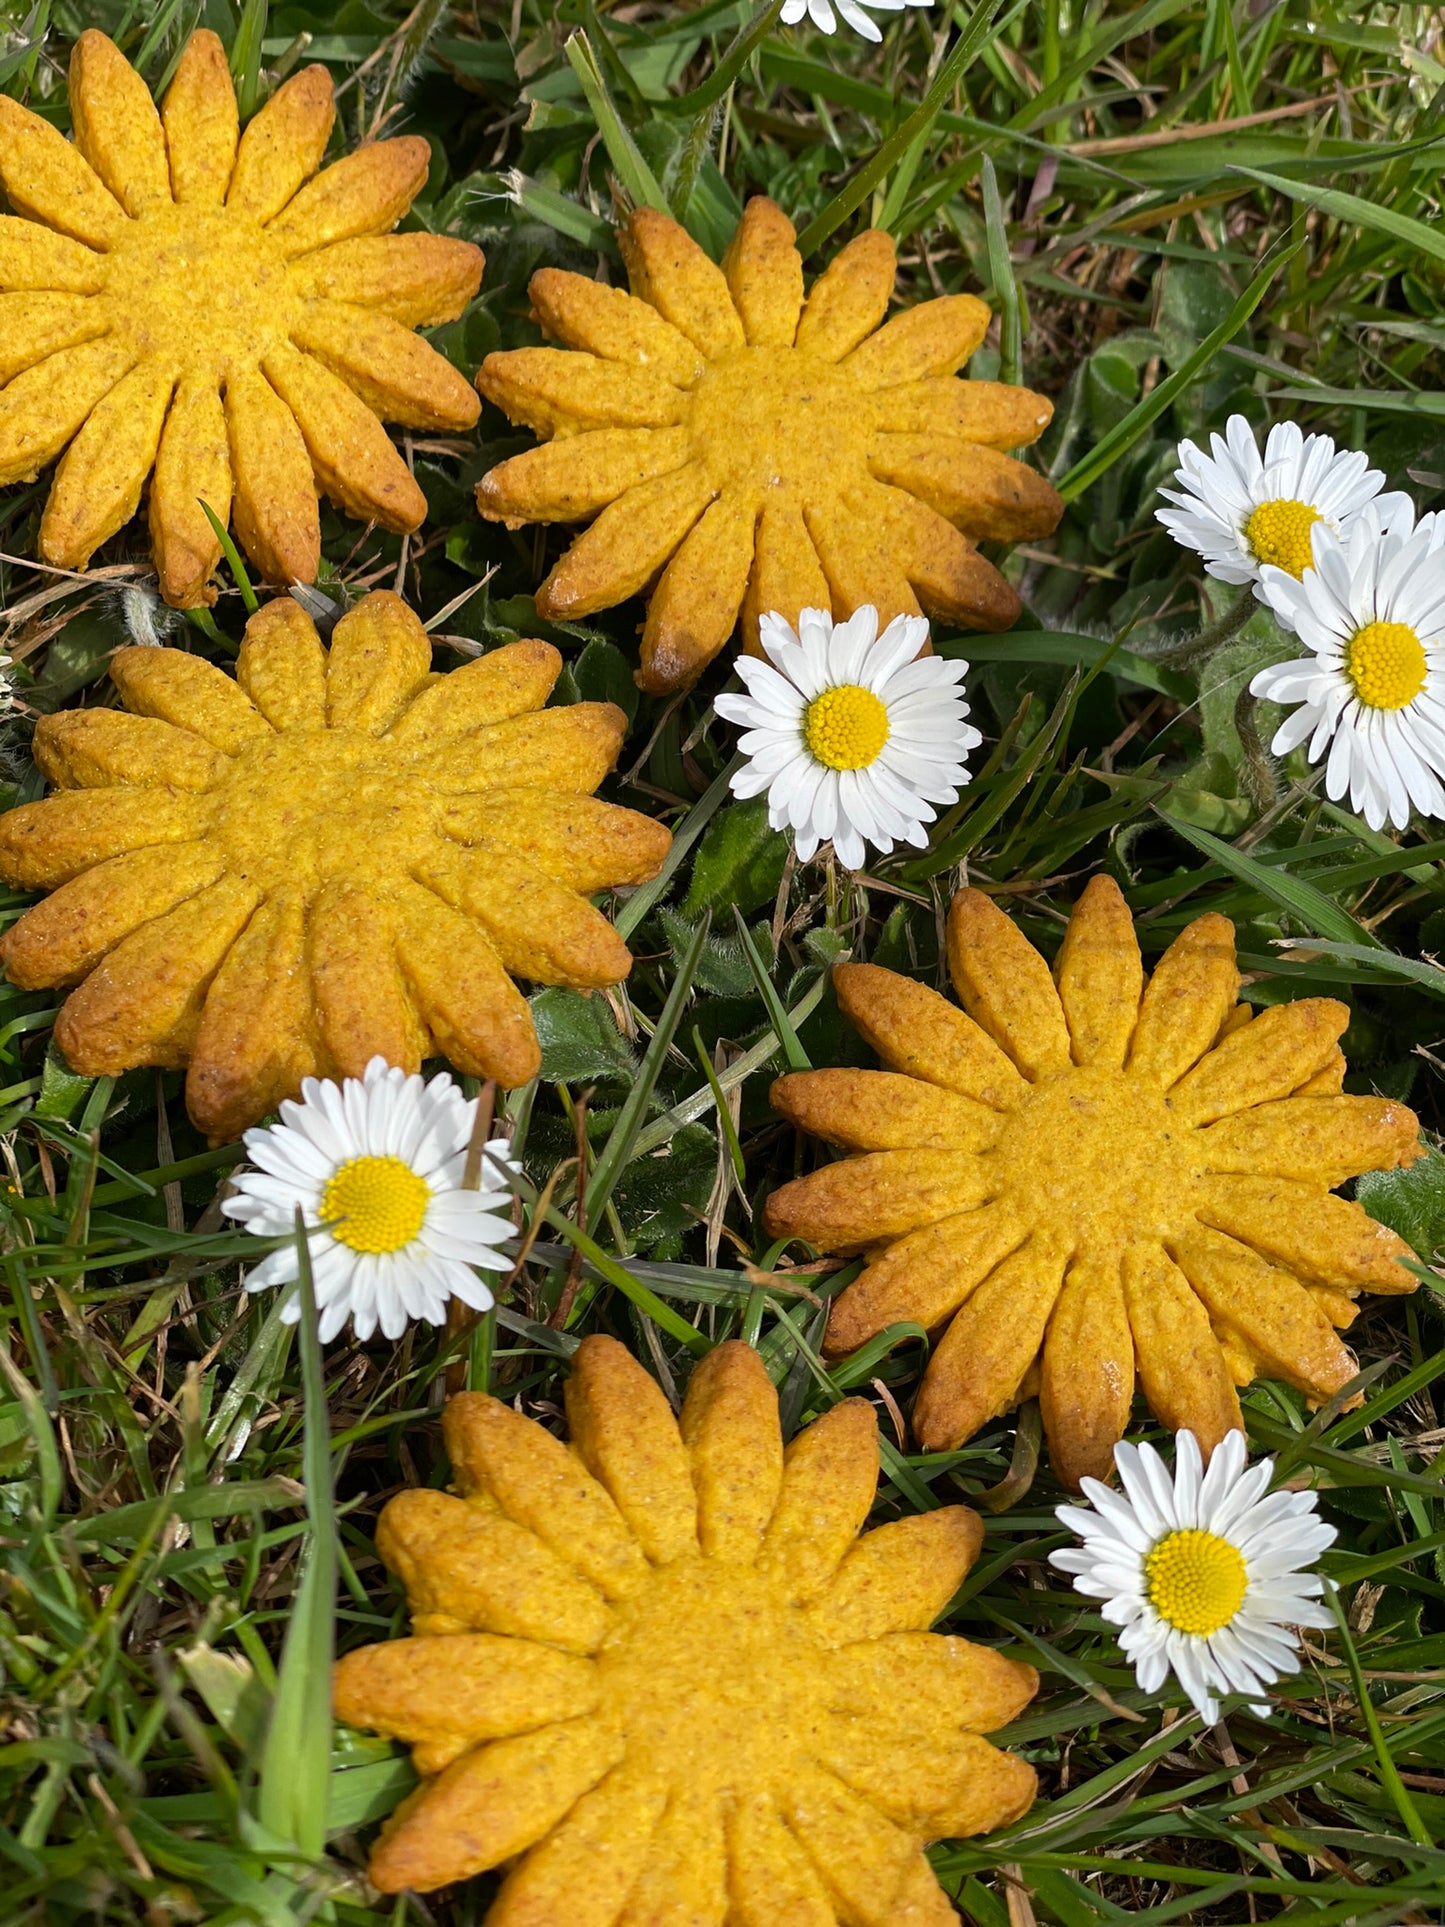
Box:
443, 1392, 648, 1600
564, 1336, 700, 1566
161, 30, 238, 206
679, 1342, 784, 1563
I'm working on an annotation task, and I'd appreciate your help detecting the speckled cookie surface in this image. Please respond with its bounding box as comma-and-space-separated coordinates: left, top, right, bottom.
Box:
0, 591, 667, 1138
475, 197, 1061, 693
766, 877, 1421, 1486
0, 30, 482, 605
335, 1337, 1038, 1913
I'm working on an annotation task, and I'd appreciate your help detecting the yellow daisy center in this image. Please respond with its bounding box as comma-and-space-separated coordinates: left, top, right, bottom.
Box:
803, 685, 890, 770
1144, 1528, 1248, 1636
320, 1155, 430, 1254
1343, 620, 1427, 711
1244, 497, 1321, 577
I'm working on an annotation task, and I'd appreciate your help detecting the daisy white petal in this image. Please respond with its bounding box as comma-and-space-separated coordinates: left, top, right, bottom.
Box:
1252, 512, 1445, 832
1157, 413, 1396, 599
1050, 1428, 1335, 1726
221, 1059, 511, 1344
720, 605, 977, 871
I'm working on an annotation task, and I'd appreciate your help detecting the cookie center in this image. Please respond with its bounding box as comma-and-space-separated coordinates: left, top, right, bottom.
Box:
597, 1562, 815, 1788
990, 1065, 1193, 1251
686, 345, 866, 498
210, 730, 437, 896
103, 204, 293, 371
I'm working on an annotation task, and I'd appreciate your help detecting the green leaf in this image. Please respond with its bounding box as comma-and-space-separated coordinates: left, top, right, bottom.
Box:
34, 1046, 93, 1124
573, 636, 639, 725
1356, 1144, 1445, 1263
681, 795, 788, 919
530, 988, 636, 1083
658, 907, 771, 999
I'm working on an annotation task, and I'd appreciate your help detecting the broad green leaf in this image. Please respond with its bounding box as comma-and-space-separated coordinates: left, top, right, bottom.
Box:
530, 987, 636, 1083
1356, 1144, 1445, 1263
681, 794, 788, 919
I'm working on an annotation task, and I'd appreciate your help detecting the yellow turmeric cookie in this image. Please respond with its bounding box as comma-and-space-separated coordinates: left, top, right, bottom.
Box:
0, 30, 483, 606
0, 590, 668, 1139
336, 1337, 1038, 1912
476, 197, 1061, 693
766, 878, 1422, 1487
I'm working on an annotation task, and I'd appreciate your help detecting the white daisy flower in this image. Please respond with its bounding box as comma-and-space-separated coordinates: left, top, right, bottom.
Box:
1251, 499, 1445, 831
221, 1057, 516, 1344
714, 605, 980, 873
1050, 1430, 1335, 1725
1156, 414, 1407, 596
779, 0, 932, 44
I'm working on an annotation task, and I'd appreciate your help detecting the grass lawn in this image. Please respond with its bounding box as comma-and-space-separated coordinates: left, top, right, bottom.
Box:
2, 0, 1445, 1920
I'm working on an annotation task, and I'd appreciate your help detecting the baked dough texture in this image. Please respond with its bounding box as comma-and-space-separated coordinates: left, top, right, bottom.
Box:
335, 1336, 1039, 1912
766, 877, 1421, 1486
0, 590, 668, 1139
0, 29, 483, 605
476, 196, 1062, 693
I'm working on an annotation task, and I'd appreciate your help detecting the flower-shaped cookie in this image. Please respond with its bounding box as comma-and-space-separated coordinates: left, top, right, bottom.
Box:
0, 30, 483, 606
766, 878, 1421, 1487
335, 1338, 1037, 1911
476, 197, 1061, 693
0, 591, 667, 1139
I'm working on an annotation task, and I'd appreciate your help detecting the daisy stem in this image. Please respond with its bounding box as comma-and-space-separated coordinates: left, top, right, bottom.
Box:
1325, 1579, 1434, 1851
1233, 686, 1279, 813
1145, 585, 1255, 668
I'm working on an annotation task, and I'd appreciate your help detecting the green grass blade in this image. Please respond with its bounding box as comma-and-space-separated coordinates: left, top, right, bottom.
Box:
255, 1214, 336, 1860
1057, 245, 1292, 503
1156, 813, 1380, 946
731, 907, 810, 1073
660, 0, 786, 116
230, 0, 269, 122
1232, 164, 1445, 269
564, 30, 669, 215
584, 913, 709, 1225
795, 0, 1024, 259
198, 499, 259, 615
1325, 1582, 1435, 1852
